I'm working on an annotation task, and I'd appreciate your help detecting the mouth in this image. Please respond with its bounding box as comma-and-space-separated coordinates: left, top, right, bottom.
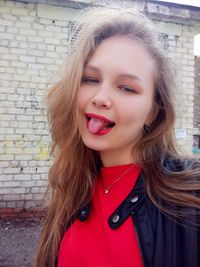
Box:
85, 113, 115, 134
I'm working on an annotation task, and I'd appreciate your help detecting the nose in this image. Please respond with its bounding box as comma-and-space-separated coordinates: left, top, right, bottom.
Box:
91, 85, 112, 109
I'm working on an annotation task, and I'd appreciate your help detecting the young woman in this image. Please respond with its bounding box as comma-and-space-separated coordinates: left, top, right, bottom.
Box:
35, 7, 200, 267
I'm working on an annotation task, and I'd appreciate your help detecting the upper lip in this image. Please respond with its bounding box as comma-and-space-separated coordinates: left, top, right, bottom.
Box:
85, 113, 114, 124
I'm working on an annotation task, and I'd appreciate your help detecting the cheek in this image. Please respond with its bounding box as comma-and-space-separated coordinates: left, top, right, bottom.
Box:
77, 89, 86, 111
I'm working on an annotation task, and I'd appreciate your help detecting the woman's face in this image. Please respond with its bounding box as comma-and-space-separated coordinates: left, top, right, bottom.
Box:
77, 36, 157, 166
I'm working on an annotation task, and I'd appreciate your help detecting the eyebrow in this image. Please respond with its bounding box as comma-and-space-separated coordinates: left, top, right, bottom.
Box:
84, 64, 141, 81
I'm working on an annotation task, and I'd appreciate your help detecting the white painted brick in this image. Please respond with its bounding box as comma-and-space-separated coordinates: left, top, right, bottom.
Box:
9, 41, 19, 47
32, 24, 44, 30
24, 194, 33, 200
7, 201, 17, 208
10, 160, 20, 166
10, 6, 29, 16
39, 18, 52, 25
11, 61, 27, 68
46, 44, 55, 51
54, 20, 68, 27
56, 46, 67, 53
0, 32, 15, 40
15, 128, 33, 135
17, 115, 33, 121
31, 76, 47, 83
0, 47, 9, 54
0, 40, 9, 46
3, 181, 21, 187
14, 174, 31, 181
28, 36, 43, 43
24, 201, 35, 209
0, 161, 9, 168
2, 14, 17, 21
15, 22, 31, 29
13, 187, 26, 194
45, 25, 61, 33
37, 43, 46, 50
16, 201, 25, 208
0, 60, 9, 66
0, 19, 13, 27
3, 194, 21, 201
28, 49, 44, 57
20, 16, 35, 23
23, 181, 35, 187
33, 194, 44, 200
19, 55, 36, 63
54, 33, 67, 39
45, 38, 60, 45
2, 54, 18, 61
38, 30, 53, 37
10, 48, 27, 55
45, 51, 59, 58
16, 35, 27, 41
28, 63, 45, 70
36, 57, 54, 64
0, 135, 5, 141
0, 128, 14, 134
5, 168, 21, 174
0, 174, 13, 181
0, 6, 10, 13
31, 187, 40, 193
0, 73, 12, 80
0, 188, 13, 194
0, 154, 14, 161
7, 27, 19, 33
5, 147, 25, 154
19, 28, 37, 36
0, 66, 5, 72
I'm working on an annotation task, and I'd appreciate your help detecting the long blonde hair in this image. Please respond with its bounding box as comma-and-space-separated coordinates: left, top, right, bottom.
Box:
35, 7, 200, 267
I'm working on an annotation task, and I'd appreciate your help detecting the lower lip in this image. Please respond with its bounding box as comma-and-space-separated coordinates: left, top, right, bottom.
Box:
86, 118, 114, 136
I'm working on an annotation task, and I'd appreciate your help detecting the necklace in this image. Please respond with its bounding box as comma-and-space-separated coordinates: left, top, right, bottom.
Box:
104, 165, 134, 194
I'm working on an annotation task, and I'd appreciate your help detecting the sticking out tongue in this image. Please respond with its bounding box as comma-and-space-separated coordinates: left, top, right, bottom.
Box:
88, 118, 105, 134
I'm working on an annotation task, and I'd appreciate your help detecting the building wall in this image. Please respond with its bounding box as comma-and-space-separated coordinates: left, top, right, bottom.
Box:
0, 0, 200, 211
193, 56, 200, 153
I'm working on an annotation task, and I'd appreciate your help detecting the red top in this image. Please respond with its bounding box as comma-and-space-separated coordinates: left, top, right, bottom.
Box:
58, 163, 143, 267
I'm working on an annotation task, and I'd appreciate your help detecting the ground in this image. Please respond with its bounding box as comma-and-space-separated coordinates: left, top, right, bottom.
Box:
0, 219, 43, 267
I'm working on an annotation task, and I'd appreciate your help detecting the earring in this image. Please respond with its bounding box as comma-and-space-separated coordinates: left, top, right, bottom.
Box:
143, 124, 150, 135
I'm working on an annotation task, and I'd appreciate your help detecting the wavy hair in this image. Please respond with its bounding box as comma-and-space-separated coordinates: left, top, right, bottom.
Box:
35, 7, 200, 267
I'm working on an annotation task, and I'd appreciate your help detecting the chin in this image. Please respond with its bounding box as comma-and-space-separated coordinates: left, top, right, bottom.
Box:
81, 138, 107, 152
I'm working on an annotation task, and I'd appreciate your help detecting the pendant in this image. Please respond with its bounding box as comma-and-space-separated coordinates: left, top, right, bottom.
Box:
105, 189, 109, 194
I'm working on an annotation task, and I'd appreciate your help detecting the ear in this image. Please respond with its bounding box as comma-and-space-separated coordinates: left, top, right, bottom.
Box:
145, 103, 159, 126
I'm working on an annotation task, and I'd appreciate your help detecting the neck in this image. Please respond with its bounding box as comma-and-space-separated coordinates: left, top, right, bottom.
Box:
100, 150, 138, 167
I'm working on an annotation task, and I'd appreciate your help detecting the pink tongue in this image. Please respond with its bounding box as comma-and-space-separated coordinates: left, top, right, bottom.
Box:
88, 118, 105, 134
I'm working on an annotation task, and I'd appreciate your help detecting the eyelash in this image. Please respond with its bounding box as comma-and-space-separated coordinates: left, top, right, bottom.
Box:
119, 86, 136, 94
82, 77, 99, 84
82, 77, 137, 94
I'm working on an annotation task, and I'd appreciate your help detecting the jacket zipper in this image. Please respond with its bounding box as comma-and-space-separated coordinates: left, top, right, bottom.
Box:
131, 211, 147, 267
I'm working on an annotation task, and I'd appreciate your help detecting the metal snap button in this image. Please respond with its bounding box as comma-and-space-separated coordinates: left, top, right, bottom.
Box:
81, 210, 86, 216
111, 214, 120, 223
130, 195, 138, 203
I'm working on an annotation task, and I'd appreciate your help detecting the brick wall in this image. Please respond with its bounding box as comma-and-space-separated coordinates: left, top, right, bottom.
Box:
0, 0, 200, 213
194, 56, 200, 129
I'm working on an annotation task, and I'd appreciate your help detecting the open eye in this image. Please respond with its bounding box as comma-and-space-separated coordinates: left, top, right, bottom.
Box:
119, 85, 136, 93
82, 77, 99, 84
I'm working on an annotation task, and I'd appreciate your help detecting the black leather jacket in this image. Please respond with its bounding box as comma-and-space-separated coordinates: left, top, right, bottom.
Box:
79, 157, 200, 267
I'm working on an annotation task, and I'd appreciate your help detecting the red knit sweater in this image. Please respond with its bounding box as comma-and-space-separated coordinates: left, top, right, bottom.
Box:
58, 164, 143, 267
